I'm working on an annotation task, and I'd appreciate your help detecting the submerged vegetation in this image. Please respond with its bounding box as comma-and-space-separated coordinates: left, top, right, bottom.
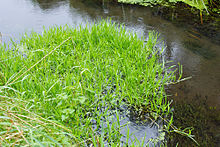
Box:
168, 97, 220, 146
0, 20, 196, 146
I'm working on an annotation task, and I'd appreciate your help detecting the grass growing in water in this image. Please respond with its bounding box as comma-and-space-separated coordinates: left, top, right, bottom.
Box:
0, 20, 195, 146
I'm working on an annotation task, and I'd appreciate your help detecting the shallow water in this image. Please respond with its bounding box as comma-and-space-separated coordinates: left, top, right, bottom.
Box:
1, 0, 219, 145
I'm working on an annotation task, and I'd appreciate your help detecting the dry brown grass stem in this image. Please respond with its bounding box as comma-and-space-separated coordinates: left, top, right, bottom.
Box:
8, 37, 71, 86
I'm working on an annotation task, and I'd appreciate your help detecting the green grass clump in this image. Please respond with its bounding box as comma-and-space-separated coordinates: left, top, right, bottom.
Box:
0, 20, 187, 146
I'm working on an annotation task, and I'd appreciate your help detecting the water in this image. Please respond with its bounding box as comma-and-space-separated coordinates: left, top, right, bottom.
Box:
1, 0, 219, 145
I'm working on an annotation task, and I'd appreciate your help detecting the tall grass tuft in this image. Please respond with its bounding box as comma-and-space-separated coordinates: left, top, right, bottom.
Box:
0, 20, 195, 146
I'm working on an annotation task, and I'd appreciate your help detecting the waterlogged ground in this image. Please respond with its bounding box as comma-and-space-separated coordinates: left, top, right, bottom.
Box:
0, 0, 219, 146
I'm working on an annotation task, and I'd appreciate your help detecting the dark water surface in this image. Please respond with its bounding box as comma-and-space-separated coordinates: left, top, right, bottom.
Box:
1, 0, 219, 146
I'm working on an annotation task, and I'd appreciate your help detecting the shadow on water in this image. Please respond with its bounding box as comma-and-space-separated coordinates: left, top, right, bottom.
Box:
1, 0, 220, 146
183, 40, 216, 59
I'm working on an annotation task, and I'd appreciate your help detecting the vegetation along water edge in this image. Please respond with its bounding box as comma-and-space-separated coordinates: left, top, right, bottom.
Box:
0, 20, 197, 146
111, 0, 220, 16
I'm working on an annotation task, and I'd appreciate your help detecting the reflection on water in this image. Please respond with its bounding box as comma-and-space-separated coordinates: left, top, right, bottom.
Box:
31, 0, 67, 10
0, 0, 219, 145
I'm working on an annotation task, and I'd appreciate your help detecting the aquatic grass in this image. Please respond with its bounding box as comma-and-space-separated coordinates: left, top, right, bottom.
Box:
0, 20, 194, 145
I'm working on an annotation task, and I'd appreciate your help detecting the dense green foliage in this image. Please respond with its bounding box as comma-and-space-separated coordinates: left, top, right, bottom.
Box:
118, 0, 219, 14
0, 20, 195, 146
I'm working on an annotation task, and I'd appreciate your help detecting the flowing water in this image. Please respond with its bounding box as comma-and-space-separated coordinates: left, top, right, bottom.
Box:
0, 0, 219, 146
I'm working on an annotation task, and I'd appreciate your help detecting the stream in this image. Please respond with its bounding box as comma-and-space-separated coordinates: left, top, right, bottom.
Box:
0, 0, 219, 146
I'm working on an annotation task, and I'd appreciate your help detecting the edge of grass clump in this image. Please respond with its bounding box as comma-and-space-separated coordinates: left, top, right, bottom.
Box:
0, 20, 197, 146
